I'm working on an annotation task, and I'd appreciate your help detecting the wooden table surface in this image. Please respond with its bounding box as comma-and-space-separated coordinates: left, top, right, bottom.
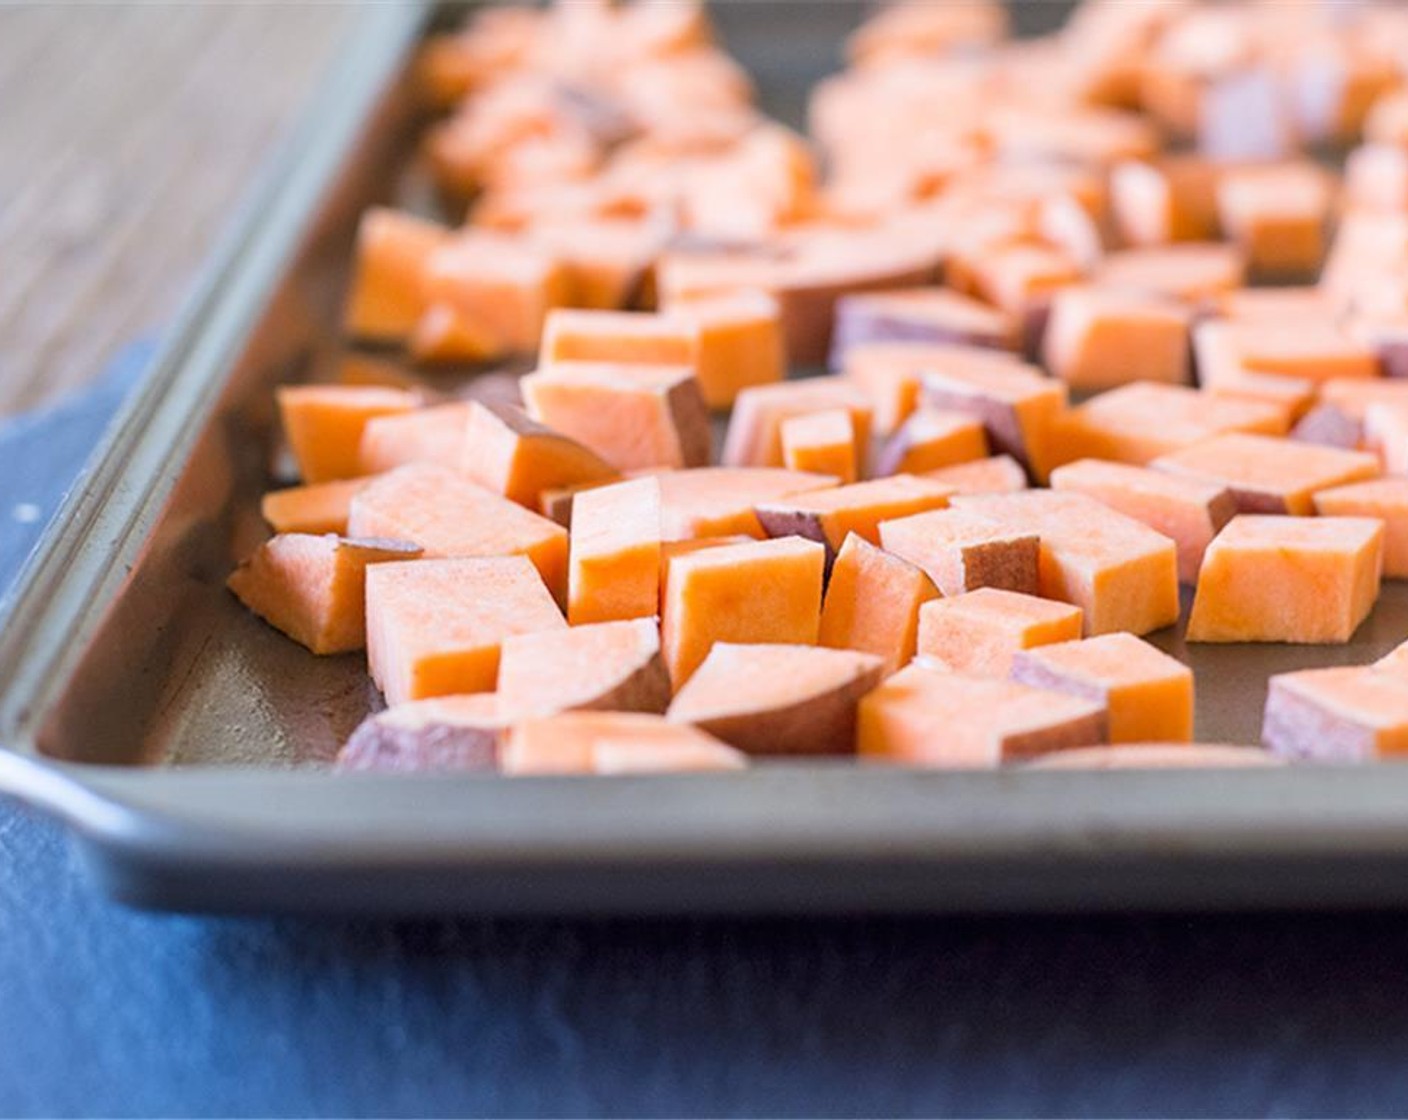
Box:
0, 5, 355, 416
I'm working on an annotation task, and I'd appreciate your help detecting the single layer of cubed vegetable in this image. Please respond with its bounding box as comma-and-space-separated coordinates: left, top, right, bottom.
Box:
347, 463, 569, 602
1009, 632, 1193, 743
1049, 458, 1236, 584
951, 490, 1180, 636
521, 363, 711, 472
660, 536, 825, 687
1188, 515, 1384, 644
365, 555, 566, 705
857, 661, 1107, 768
461, 400, 618, 510
229, 533, 423, 655
568, 476, 662, 625
666, 642, 884, 755
277, 385, 419, 484
1151, 433, 1380, 516
497, 617, 670, 718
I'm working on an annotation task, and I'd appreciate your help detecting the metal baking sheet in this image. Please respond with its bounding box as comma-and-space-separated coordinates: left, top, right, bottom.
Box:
6, 1, 1408, 915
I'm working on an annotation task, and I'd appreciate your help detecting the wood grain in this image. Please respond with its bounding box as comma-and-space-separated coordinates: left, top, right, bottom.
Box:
0, 5, 355, 415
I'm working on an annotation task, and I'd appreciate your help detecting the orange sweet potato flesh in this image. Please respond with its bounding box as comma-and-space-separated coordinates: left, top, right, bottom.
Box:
780, 408, 857, 484
521, 364, 711, 473
502, 712, 746, 775
653, 467, 838, 540
347, 463, 569, 603
857, 662, 1107, 768
277, 386, 419, 484
915, 587, 1084, 677
342, 209, 450, 343
423, 231, 572, 353
541, 308, 697, 368
819, 534, 938, 676
569, 476, 662, 624
261, 477, 375, 537
409, 303, 506, 366
1314, 478, 1408, 579
365, 555, 566, 706
462, 400, 618, 510
358, 402, 475, 475
1028, 744, 1277, 769
661, 536, 825, 687
921, 454, 1028, 495
666, 642, 884, 755
665, 291, 786, 409
722, 377, 875, 469
755, 474, 953, 557
497, 617, 671, 717
879, 508, 1039, 598
875, 408, 989, 476
228, 533, 422, 656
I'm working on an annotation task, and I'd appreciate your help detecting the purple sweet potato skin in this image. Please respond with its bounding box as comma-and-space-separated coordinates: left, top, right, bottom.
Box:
922, 379, 1033, 473
959, 536, 1040, 596
667, 376, 715, 468
1261, 676, 1377, 763
337, 716, 499, 772
1291, 403, 1364, 450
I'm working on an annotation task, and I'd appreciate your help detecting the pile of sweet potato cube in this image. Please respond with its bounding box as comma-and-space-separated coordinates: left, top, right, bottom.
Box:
231, 0, 1408, 773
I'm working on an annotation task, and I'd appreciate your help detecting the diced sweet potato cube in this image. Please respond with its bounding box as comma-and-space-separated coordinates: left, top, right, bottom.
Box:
347, 463, 569, 602
502, 711, 746, 775
879, 507, 1039, 599
1050, 458, 1235, 584
1322, 378, 1408, 421
1048, 383, 1287, 467
1151, 433, 1380, 516
1216, 163, 1332, 277
661, 536, 825, 687
658, 536, 754, 603
920, 454, 1028, 495
1363, 402, 1408, 474
529, 217, 665, 310
920, 357, 1067, 479
1199, 320, 1379, 384
874, 408, 988, 477
1192, 321, 1318, 424
569, 477, 662, 625
358, 402, 474, 475
755, 474, 953, 559
1187, 515, 1384, 643
1109, 156, 1222, 246
1093, 243, 1245, 304
916, 588, 1084, 677
540, 308, 697, 368
819, 533, 938, 676
1263, 665, 1408, 761
539, 477, 616, 527
1217, 286, 1340, 323
829, 287, 1017, 369
1345, 144, 1408, 213
1009, 632, 1193, 743
365, 556, 565, 706
780, 408, 858, 484
261, 477, 374, 536
498, 617, 670, 718
277, 385, 419, 484
461, 400, 617, 510
722, 377, 874, 469
951, 491, 1180, 636
1028, 744, 1277, 769
1315, 478, 1408, 578
337, 694, 510, 773
229, 533, 422, 656
666, 642, 883, 755
1041, 286, 1191, 389
844, 341, 1033, 435
968, 242, 1083, 319
521, 363, 710, 472
664, 291, 786, 409
1291, 403, 1365, 452
857, 661, 1106, 767
342, 209, 449, 342
423, 231, 570, 352
408, 303, 505, 366
653, 467, 838, 540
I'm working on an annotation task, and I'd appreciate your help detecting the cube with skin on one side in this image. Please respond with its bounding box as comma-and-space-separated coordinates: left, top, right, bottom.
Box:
874, 408, 989, 477
568, 477, 662, 625
950, 490, 1180, 637
879, 507, 1040, 599
337, 694, 512, 774
1188, 516, 1384, 644
1009, 632, 1194, 744
497, 618, 671, 718
460, 400, 618, 511
857, 661, 1108, 768
660, 535, 826, 688
666, 643, 885, 756
920, 356, 1067, 480
1151, 433, 1380, 516
843, 341, 1035, 436
1263, 665, 1408, 762
365, 556, 567, 706
754, 474, 954, 564
502, 712, 747, 775
828, 286, 1018, 369
819, 534, 938, 677
916, 587, 1085, 678
1049, 458, 1237, 584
